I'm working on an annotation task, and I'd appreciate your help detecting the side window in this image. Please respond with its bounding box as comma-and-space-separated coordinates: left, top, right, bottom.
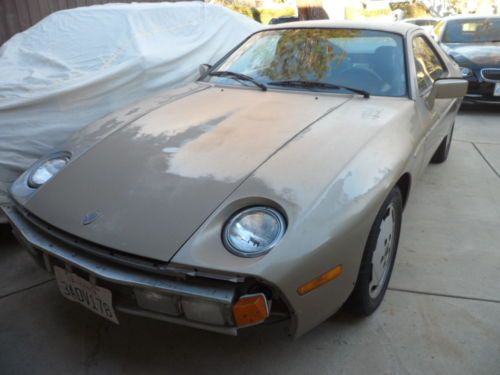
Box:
412, 36, 446, 93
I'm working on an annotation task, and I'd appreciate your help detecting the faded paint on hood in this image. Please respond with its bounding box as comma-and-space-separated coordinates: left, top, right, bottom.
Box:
25, 87, 348, 261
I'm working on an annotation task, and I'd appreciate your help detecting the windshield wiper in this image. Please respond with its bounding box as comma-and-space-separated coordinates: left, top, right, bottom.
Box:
268, 80, 370, 98
209, 70, 267, 91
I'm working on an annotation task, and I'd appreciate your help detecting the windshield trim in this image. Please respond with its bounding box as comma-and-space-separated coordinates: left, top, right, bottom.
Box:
200, 80, 413, 100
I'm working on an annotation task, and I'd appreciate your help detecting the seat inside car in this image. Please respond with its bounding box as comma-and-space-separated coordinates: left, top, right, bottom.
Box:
372, 46, 406, 96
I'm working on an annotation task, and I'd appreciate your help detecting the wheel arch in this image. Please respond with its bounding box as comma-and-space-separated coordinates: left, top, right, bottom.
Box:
395, 172, 412, 210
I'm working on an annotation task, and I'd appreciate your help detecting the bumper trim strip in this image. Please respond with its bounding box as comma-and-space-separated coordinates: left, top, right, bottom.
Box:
116, 306, 238, 335
3, 205, 236, 305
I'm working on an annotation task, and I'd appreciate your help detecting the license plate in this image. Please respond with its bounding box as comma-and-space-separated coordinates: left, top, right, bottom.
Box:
494, 83, 500, 96
54, 266, 119, 324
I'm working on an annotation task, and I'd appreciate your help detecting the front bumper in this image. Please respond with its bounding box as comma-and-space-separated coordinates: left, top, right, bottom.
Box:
463, 94, 500, 104
463, 77, 500, 104
4, 205, 287, 335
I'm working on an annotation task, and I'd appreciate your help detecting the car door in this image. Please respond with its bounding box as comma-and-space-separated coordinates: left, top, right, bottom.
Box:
410, 33, 455, 169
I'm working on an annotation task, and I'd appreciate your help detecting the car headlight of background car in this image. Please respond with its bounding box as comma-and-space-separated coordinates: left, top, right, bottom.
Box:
460, 67, 474, 78
223, 206, 286, 257
28, 152, 71, 188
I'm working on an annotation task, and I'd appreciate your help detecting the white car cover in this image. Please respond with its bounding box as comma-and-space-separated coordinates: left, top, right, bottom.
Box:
0, 2, 261, 208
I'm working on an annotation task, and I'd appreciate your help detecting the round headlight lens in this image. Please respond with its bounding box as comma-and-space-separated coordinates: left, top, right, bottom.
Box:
223, 207, 286, 257
28, 153, 71, 188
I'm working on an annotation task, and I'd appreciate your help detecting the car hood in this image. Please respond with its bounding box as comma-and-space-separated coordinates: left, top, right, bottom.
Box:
24, 86, 349, 262
442, 42, 500, 67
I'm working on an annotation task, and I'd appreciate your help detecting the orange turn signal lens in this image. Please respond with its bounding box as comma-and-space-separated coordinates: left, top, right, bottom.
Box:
232, 293, 269, 327
297, 265, 343, 296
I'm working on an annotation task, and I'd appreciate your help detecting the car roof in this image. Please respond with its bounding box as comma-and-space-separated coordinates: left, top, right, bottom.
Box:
265, 20, 420, 36
404, 17, 438, 22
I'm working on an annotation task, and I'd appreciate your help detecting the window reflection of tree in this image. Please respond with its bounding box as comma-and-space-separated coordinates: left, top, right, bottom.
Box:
262, 29, 359, 81
413, 37, 444, 92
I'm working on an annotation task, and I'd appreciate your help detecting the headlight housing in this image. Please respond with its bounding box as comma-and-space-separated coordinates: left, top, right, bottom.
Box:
223, 206, 286, 257
28, 152, 71, 188
460, 67, 473, 78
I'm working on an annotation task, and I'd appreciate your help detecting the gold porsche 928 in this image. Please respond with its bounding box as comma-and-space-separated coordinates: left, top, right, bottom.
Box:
5, 21, 467, 337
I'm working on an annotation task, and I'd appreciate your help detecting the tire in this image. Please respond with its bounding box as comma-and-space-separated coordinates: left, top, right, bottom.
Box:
431, 123, 454, 164
346, 187, 403, 315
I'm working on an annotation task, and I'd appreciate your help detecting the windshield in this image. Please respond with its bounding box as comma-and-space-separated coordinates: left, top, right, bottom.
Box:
443, 18, 500, 43
207, 28, 407, 97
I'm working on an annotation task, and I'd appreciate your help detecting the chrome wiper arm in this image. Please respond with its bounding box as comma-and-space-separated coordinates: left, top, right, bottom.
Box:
209, 71, 267, 91
268, 80, 370, 98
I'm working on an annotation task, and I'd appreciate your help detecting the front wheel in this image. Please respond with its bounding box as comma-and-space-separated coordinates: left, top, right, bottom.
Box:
346, 187, 403, 315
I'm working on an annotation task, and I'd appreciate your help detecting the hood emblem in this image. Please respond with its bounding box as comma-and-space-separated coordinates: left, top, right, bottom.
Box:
82, 210, 101, 226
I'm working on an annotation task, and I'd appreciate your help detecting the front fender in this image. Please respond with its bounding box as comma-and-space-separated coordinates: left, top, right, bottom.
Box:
171, 97, 419, 336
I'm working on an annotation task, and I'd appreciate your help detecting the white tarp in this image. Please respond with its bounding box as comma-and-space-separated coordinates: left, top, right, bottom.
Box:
0, 2, 261, 206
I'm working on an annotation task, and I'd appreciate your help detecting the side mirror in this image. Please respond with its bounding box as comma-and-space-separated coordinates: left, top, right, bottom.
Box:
426, 78, 468, 109
199, 64, 212, 79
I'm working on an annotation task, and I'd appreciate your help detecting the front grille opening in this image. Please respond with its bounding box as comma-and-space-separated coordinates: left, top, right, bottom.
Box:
482, 69, 500, 82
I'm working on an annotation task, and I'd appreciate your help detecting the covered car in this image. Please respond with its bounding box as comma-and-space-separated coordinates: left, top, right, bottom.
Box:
5, 21, 467, 337
433, 15, 500, 104
0, 2, 261, 214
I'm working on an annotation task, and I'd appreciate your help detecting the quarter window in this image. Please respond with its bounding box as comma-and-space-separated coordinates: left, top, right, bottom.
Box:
412, 36, 446, 92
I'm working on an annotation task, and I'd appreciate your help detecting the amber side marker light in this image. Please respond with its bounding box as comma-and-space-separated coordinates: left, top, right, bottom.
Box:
232, 293, 270, 327
297, 265, 343, 296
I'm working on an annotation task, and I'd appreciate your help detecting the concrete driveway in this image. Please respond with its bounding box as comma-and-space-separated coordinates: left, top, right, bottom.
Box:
0, 105, 499, 375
